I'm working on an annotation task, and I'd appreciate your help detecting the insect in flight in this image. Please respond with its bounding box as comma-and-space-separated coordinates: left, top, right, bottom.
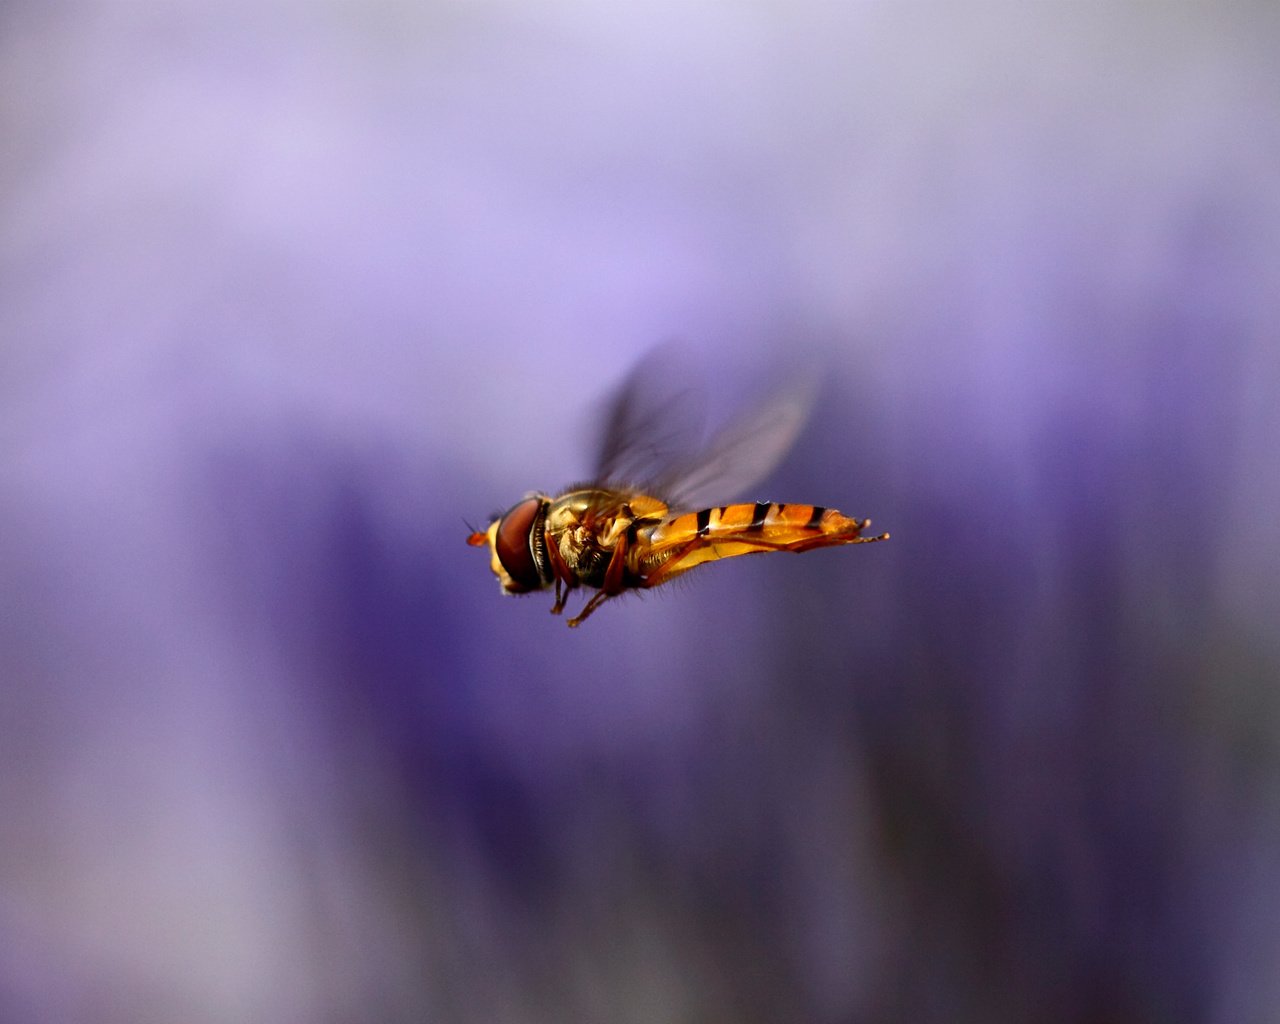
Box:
468, 348, 889, 627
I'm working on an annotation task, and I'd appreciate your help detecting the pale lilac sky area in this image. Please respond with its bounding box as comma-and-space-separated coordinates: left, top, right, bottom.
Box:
2, 4, 1279, 1022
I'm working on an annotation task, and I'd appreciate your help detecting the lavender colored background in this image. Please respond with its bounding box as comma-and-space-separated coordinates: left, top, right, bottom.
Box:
3, 4, 1279, 1022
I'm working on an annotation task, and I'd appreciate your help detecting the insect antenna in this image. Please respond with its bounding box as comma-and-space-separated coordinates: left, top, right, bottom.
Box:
463, 515, 489, 546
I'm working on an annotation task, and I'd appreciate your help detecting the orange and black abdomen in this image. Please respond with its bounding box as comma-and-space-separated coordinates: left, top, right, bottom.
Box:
661, 501, 856, 544
636, 502, 887, 587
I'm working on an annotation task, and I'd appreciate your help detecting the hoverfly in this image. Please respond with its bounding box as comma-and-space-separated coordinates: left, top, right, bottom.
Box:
468, 349, 889, 627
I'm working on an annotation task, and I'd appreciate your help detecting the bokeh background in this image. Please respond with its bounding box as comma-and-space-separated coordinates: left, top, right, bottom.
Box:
3, 3, 1279, 1022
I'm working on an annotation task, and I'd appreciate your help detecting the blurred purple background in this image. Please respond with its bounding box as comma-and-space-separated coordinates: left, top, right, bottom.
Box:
3, 4, 1279, 1022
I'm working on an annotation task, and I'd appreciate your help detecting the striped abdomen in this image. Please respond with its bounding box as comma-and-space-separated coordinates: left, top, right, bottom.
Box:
636, 501, 888, 588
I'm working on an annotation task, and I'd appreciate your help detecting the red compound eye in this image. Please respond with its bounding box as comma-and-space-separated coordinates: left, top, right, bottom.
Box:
494, 498, 544, 593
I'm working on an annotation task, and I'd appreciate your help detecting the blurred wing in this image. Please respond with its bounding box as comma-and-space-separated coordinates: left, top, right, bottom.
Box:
593, 343, 706, 491
652, 375, 816, 511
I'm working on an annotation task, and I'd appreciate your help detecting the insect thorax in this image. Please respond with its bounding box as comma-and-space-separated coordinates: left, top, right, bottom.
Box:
544, 490, 632, 589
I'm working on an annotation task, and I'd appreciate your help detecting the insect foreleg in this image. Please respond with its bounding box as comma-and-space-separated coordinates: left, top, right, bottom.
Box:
544, 528, 579, 616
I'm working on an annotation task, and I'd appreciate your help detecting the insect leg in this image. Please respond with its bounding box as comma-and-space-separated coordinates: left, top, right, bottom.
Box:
731, 531, 890, 554
636, 538, 704, 590
601, 535, 628, 595
567, 590, 613, 628
563, 542, 629, 626
543, 531, 578, 615
640, 523, 889, 591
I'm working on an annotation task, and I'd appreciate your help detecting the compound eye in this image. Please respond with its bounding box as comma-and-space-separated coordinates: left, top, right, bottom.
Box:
494, 498, 544, 593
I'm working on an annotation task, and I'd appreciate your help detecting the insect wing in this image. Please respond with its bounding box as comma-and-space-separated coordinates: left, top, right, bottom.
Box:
593, 343, 705, 493
650, 374, 816, 511
591, 343, 817, 511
